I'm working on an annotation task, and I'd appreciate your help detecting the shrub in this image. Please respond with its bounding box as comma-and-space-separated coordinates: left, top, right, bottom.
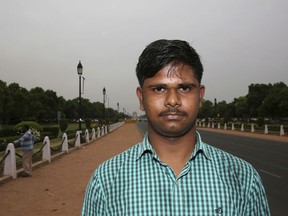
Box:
42, 126, 59, 139
59, 119, 69, 132
85, 119, 92, 129
14, 121, 43, 132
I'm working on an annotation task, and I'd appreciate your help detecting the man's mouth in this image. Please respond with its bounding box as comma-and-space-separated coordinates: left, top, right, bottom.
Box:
159, 108, 186, 118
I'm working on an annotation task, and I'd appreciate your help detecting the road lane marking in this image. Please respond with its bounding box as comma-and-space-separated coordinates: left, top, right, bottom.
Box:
259, 169, 281, 179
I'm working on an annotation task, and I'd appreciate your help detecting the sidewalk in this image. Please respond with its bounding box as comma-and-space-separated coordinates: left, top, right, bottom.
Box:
0, 123, 143, 216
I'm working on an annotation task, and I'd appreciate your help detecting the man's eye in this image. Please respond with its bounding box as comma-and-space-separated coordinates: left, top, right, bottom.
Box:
154, 87, 165, 92
179, 85, 192, 92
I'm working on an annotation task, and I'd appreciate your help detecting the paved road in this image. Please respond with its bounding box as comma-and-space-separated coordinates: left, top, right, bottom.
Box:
198, 129, 288, 216
137, 122, 288, 216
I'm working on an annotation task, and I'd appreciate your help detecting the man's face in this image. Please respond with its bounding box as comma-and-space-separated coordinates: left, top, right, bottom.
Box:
137, 63, 205, 138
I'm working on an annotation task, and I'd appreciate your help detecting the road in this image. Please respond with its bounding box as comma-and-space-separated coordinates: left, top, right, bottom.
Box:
137, 122, 288, 216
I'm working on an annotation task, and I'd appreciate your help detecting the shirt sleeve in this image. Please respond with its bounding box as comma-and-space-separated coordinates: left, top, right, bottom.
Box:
18, 133, 30, 145
82, 169, 106, 216
245, 170, 271, 216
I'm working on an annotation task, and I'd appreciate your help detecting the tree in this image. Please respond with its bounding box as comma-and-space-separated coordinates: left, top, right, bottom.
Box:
258, 82, 288, 119
198, 99, 214, 119
247, 83, 272, 116
233, 96, 249, 118
7, 83, 29, 122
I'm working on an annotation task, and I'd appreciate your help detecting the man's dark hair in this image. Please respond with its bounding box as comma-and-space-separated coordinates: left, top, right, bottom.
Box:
136, 39, 203, 87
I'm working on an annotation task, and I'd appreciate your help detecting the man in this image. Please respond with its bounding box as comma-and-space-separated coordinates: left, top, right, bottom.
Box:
82, 39, 270, 215
14, 125, 34, 177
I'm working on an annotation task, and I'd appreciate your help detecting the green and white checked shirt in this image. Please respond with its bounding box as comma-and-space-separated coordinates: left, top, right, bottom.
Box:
82, 132, 270, 216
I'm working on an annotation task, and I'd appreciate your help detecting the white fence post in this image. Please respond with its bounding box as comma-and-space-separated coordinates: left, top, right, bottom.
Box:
251, 124, 255, 133
91, 128, 96, 140
232, 123, 235, 131
224, 123, 227, 130
217, 123, 220, 129
75, 131, 81, 147
241, 124, 244, 132
264, 124, 268, 134
85, 129, 89, 143
97, 127, 101, 138
280, 125, 285, 136
102, 126, 105, 136
42, 136, 51, 163
62, 133, 69, 153
3, 143, 17, 179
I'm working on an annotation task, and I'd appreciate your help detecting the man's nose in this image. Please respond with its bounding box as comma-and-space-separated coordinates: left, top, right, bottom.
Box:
164, 89, 181, 107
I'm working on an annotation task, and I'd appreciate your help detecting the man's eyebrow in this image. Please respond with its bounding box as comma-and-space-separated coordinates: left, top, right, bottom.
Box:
147, 83, 167, 88
178, 83, 197, 88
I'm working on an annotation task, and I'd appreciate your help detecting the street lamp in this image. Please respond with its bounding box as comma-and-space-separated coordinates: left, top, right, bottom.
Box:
77, 61, 83, 131
117, 102, 119, 120
103, 87, 106, 123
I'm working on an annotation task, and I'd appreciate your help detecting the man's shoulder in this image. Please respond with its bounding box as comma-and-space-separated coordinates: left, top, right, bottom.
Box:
204, 143, 258, 181
97, 142, 142, 174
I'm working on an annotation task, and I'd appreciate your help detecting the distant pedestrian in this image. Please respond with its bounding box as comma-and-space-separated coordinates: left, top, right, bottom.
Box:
14, 125, 34, 177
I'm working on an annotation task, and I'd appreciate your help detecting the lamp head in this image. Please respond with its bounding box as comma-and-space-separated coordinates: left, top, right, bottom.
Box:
77, 61, 83, 75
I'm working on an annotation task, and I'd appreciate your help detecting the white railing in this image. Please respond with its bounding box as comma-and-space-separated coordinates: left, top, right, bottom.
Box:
196, 121, 286, 136
1, 122, 124, 180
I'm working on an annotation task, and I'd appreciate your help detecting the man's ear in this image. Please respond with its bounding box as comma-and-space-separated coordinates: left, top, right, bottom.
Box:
136, 87, 145, 111
199, 85, 205, 108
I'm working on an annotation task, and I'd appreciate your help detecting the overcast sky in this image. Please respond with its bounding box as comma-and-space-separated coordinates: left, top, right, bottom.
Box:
1, 0, 287, 115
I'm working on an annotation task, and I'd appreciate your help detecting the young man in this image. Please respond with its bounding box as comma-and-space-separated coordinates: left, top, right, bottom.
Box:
82, 39, 270, 215
14, 125, 34, 177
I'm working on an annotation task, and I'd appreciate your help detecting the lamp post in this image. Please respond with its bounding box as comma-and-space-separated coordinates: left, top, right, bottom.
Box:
77, 61, 83, 131
103, 87, 106, 123
117, 102, 119, 121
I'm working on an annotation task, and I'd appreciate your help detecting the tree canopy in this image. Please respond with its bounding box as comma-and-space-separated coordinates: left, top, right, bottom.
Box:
0, 80, 287, 125
0, 80, 124, 125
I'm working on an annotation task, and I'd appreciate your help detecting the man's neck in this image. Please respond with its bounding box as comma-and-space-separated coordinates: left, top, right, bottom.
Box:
148, 129, 197, 176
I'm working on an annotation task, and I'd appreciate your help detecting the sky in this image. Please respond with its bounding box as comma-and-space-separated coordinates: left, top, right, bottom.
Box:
1, 0, 288, 115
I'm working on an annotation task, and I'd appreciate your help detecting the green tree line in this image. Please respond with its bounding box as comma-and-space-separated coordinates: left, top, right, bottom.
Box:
0, 80, 125, 125
1, 80, 287, 125
198, 82, 288, 123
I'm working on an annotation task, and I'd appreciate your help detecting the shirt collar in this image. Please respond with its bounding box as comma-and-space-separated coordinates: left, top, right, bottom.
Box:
191, 131, 211, 160
137, 133, 157, 160
137, 131, 211, 160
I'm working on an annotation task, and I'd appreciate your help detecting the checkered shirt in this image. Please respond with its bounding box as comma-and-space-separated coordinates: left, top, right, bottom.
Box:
82, 132, 270, 216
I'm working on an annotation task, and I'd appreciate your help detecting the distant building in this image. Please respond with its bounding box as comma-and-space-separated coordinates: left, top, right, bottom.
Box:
132, 112, 137, 119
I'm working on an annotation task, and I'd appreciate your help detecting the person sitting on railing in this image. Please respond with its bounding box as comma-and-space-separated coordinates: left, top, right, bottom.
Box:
14, 125, 34, 177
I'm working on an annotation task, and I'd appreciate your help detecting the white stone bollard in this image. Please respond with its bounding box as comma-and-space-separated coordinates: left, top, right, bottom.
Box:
62, 133, 69, 153
217, 123, 220, 129
280, 125, 285, 136
232, 123, 235, 131
42, 136, 51, 163
91, 128, 96, 140
241, 124, 244, 132
264, 124, 268, 134
251, 124, 255, 133
85, 129, 89, 143
3, 143, 17, 179
75, 131, 82, 148
212, 122, 215, 129
208, 122, 210, 128
224, 123, 227, 130
97, 127, 101, 138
